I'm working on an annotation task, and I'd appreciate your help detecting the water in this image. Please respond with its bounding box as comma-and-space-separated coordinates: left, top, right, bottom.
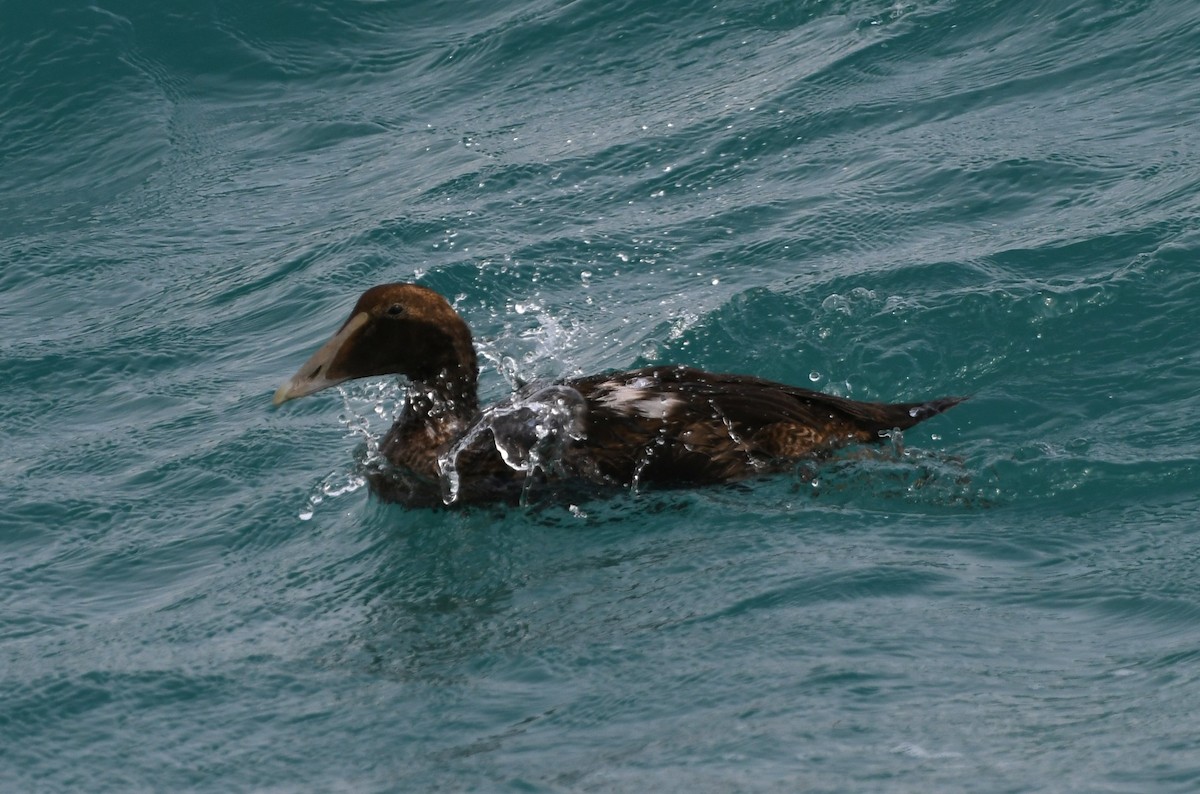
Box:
3, 0, 1200, 789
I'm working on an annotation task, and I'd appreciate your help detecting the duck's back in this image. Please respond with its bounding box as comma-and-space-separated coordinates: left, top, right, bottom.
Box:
570, 366, 963, 485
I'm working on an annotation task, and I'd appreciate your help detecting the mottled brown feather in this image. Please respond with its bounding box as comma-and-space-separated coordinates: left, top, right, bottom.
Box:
569, 366, 963, 486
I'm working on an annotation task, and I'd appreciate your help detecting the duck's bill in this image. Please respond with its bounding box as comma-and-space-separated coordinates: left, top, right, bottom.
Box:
272, 312, 369, 406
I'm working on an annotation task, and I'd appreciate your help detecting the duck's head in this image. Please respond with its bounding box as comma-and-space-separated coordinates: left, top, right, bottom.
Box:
273, 283, 478, 407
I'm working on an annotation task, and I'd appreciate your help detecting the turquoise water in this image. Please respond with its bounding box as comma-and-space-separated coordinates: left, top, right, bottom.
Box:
4, 0, 1200, 789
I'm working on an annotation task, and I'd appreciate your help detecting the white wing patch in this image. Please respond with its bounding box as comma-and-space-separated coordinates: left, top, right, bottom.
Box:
594, 378, 682, 420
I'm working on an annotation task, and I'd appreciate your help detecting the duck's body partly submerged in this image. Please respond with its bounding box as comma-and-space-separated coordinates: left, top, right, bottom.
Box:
274, 284, 964, 507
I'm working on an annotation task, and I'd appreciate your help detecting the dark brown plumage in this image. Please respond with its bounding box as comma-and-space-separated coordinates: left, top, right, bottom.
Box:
274, 283, 964, 507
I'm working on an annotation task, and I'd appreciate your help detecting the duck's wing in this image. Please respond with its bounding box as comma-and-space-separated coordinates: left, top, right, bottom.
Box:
569, 366, 964, 484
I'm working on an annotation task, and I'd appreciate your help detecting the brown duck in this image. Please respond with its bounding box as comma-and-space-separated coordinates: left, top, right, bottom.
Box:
273, 283, 964, 507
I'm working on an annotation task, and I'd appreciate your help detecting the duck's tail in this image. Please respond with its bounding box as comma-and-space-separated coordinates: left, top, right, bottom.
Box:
823, 393, 967, 438
876, 395, 969, 432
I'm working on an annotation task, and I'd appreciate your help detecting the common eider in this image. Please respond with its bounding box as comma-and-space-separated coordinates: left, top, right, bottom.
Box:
273, 283, 964, 506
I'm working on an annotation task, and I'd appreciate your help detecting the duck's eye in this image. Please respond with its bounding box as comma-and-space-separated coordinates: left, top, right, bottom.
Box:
385, 303, 406, 317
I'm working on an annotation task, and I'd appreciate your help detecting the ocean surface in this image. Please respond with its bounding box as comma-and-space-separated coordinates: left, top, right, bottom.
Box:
4, 0, 1200, 790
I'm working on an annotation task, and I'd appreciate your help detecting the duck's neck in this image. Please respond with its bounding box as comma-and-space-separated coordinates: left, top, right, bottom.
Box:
382, 364, 480, 480
404, 362, 480, 427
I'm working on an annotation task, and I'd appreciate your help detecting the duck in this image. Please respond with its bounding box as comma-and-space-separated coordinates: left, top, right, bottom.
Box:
273, 283, 964, 507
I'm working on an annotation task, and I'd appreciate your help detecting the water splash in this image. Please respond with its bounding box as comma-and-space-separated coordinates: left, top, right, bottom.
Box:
438, 382, 587, 506
298, 468, 368, 521
335, 382, 407, 470
477, 309, 585, 390
883, 427, 906, 457
297, 382, 405, 520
